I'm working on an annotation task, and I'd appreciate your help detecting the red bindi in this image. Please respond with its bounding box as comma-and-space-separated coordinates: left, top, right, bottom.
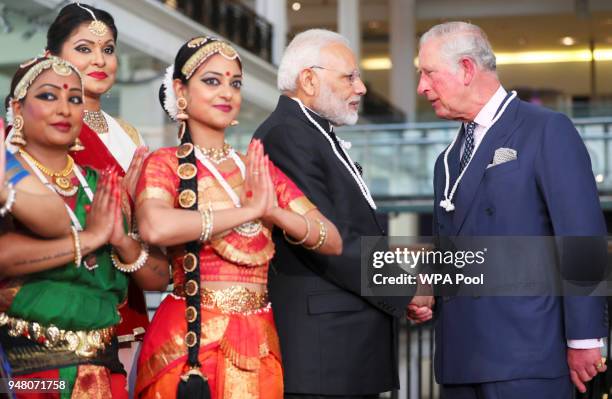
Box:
225, 71, 231, 77
63, 84, 69, 90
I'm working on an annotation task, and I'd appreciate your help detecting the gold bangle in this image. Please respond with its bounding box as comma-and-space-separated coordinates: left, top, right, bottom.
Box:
207, 203, 214, 240
283, 213, 310, 245
70, 226, 82, 267
199, 203, 213, 242
110, 233, 149, 273
199, 209, 207, 242
303, 219, 327, 251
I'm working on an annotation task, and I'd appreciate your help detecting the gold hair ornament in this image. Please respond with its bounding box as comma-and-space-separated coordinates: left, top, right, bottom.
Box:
181, 40, 240, 80
12, 57, 82, 101
75, 2, 109, 37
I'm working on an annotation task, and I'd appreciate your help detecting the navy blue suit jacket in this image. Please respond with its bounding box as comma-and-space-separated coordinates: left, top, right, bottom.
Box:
432, 96, 608, 384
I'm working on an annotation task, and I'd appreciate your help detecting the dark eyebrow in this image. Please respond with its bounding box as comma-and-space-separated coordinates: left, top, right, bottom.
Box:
34, 83, 81, 92
202, 71, 243, 78
35, 83, 61, 90
73, 38, 115, 45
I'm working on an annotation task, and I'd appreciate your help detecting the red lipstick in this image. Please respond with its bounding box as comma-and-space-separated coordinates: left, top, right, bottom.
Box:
51, 122, 72, 132
88, 71, 108, 80
213, 105, 233, 113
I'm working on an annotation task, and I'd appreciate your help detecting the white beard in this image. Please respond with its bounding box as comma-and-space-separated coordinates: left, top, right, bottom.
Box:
312, 82, 359, 126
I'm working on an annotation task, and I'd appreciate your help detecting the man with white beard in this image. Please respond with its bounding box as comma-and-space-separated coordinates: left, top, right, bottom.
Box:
253, 29, 429, 398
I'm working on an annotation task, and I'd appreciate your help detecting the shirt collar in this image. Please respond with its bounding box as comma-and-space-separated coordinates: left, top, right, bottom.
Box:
289, 96, 333, 132
472, 85, 507, 128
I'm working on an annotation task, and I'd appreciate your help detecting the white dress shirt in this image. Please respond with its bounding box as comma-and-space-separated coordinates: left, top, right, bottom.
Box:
460, 85, 507, 158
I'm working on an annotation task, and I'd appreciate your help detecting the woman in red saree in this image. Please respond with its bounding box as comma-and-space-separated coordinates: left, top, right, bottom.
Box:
44, 3, 151, 375
134, 36, 343, 398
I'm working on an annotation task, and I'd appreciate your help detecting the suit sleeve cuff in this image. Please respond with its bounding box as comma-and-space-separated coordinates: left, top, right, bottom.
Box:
567, 338, 605, 349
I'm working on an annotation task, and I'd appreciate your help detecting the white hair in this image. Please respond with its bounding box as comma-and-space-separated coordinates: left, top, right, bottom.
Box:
419, 21, 496, 72
277, 29, 350, 93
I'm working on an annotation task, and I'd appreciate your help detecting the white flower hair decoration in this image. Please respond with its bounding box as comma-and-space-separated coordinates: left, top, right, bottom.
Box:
162, 64, 178, 121
5, 104, 14, 126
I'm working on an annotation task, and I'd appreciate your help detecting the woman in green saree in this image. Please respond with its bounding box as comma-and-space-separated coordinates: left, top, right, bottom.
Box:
0, 56, 168, 398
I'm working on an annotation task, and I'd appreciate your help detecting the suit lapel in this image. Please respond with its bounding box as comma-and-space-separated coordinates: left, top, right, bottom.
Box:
451, 98, 523, 234
276, 96, 383, 231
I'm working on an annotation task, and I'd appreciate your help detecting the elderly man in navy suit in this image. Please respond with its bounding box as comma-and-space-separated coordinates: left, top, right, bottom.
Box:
417, 21, 608, 398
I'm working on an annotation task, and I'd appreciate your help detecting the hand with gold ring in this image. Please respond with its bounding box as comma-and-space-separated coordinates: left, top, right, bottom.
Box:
568, 348, 607, 393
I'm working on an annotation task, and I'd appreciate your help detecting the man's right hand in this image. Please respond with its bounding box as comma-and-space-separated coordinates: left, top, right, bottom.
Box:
407, 295, 434, 324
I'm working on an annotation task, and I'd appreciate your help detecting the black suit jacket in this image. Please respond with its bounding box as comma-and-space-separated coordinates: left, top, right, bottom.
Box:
253, 95, 412, 395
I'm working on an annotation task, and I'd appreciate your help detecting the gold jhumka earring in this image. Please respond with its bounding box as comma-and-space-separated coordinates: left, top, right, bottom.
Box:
10, 115, 26, 146
176, 97, 188, 140
69, 137, 85, 152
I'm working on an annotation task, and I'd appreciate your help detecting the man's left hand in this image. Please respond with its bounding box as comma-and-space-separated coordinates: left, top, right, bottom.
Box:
567, 347, 606, 393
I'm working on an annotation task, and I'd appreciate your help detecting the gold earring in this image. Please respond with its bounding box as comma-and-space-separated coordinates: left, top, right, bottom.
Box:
10, 115, 26, 146
176, 97, 188, 121
69, 137, 85, 152
230, 120, 239, 126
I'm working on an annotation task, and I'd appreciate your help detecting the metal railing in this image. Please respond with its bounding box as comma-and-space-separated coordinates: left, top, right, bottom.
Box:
230, 116, 612, 211
333, 117, 612, 202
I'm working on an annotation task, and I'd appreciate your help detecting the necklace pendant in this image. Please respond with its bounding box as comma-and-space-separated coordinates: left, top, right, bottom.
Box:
54, 184, 78, 197
209, 156, 229, 165
53, 176, 77, 197
233, 220, 263, 237
54, 176, 72, 190
196, 143, 233, 165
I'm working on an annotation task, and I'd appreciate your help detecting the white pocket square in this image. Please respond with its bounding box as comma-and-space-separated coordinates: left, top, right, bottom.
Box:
486, 147, 517, 169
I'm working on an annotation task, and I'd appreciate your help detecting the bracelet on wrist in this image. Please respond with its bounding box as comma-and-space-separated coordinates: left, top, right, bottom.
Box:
111, 233, 149, 273
303, 219, 327, 251
283, 213, 311, 245
70, 226, 82, 268
199, 203, 214, 242
0, 183, 16, 217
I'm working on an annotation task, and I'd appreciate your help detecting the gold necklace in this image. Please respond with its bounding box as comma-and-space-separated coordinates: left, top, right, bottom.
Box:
196, 143, 233, 164
83, 110, 109, 134
18, 149, 78, 197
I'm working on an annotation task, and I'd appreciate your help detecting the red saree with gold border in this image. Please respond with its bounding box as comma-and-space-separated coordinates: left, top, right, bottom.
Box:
134, 147, 315, 399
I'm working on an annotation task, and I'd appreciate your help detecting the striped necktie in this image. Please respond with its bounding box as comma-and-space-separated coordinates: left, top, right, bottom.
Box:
460, 121, 476, 172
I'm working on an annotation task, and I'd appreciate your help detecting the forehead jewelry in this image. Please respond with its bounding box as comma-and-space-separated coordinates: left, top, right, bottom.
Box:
13, 57, 82, 101
75, 2, 108, 37
181, 38, 240, 79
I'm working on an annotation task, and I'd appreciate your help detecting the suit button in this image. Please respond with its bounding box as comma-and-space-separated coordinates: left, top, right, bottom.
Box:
485, 207, 494, 216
